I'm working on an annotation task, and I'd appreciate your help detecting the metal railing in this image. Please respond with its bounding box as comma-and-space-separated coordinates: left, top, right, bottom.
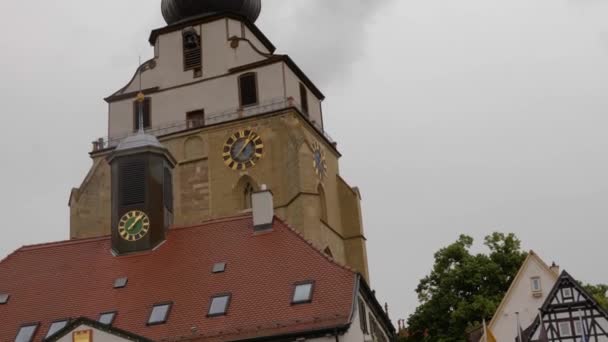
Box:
91, 97, 334, 152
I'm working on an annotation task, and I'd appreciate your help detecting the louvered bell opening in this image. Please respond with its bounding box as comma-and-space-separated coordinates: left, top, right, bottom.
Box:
183, 30, 202, 71
119, 160, 146, 206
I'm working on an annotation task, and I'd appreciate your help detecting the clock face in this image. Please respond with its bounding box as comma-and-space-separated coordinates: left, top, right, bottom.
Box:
223, 130, 264, 170
312, 142, 327, 180
118, 210, 151, 242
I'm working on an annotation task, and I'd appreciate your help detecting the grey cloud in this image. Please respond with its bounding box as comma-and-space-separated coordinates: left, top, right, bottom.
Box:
258, 0, 394, 87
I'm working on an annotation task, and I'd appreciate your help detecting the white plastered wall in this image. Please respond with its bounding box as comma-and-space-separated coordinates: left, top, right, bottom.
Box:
107, 17, 325, 141
109, 62, 285, 139
283, 65, 323, 126
491, 257, 558, 341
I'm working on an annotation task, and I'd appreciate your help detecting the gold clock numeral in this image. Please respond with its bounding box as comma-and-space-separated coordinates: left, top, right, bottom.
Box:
117, 210, 151, 242
223, 129, 264, 170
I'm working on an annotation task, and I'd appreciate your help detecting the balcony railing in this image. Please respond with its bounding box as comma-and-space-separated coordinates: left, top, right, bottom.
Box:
91, 97, 334, 152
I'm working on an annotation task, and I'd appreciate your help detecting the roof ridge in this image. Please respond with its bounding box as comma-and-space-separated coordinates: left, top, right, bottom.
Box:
170, 213, 253, 231
276, 217, 357, 274
16, 235, 110, 252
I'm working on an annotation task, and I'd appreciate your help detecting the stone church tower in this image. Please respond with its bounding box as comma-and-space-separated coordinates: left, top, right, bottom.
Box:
69, 1, 369, 279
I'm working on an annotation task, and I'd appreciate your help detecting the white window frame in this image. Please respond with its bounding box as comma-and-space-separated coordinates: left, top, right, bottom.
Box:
563, 288, 573, 298
574, 320, 583, 336
559, 322, 572, 337
531, 277, 542, 292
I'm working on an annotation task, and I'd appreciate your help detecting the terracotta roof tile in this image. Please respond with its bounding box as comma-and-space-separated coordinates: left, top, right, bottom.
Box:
0, 215, 356, 341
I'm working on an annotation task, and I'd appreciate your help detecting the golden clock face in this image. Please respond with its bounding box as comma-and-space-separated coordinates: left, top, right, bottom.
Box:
312, 142, 327, 180
118, 210, 150, 242
223, 130, 264, 170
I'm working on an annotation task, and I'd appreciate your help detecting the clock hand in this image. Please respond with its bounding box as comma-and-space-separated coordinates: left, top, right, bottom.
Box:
235, 132, 255, 159
127, 215, 144, 233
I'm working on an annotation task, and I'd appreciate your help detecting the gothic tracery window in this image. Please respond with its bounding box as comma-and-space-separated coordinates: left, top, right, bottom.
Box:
244, 183, 254, 210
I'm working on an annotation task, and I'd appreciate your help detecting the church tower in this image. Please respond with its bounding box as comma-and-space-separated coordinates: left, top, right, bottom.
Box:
70, 0, 370, 279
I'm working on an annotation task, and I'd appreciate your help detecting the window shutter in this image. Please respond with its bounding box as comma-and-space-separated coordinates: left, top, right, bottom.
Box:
239, 74, 258, 107
119, 160, 146, 206
183, 30, 202, 71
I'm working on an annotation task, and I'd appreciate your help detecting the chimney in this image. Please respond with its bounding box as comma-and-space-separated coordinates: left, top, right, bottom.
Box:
252, 185, 274, 231
550, 262, 560, 275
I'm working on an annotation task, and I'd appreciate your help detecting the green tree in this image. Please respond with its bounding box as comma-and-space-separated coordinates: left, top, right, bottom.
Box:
405, 233, 527, 342
583, 283, 608, 310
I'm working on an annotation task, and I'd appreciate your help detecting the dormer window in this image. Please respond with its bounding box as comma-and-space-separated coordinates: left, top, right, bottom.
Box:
46, 320, 68, 339
15, 323, 38, 342
239, 73, 258, 107
0, 293, 9, 304
182, 28, 202, 72
292, 281, 314, 304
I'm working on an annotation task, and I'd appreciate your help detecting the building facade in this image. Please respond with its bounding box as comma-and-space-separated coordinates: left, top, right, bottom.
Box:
69, 8, 368, 280
484, 251, 560, 341
0, 1, 393, 341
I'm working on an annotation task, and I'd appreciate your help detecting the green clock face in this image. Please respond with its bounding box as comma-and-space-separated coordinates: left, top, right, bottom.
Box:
118, 210, 150, 242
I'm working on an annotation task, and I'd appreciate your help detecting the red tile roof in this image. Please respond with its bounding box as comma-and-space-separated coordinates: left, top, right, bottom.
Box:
0, 215, 357, 341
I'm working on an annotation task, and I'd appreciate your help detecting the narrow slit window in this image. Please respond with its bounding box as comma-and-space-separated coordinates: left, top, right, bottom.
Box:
99, 311, 117, 325
244, 183, 254, 209
358, 298, 369, 334
239, 73, 258, 107
208, 294, 231, 316
15, 324, 38, 342
46, 320, 68, 339
0, 293, 9, 304
299, 83, 309, 115
148, 303, 172, 325
574, 320, 583, 336
292, 281, 314, 304
133, 97, 152, 131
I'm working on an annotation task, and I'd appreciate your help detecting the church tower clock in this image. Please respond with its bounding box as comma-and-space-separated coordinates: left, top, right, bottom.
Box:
107, 93, 177, 255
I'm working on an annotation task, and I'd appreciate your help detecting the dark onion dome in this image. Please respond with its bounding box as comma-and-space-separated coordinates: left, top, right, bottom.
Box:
161, 0, 262, 25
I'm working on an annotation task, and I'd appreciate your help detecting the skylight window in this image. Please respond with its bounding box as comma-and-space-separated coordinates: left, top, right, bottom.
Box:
15, 324, 38, 342
114, 277, 128, 289
148, 303, 172, 325
0, 293, 9, 304
212, 262, 227, 273
208, 294, 231, 316
99, 311, 117, 325
46, 320, 68, 338
292, 281, 314, 304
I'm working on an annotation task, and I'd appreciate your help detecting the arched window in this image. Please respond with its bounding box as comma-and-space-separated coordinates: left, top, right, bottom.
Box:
318, 185, 328, 222
244, 182, 255, 210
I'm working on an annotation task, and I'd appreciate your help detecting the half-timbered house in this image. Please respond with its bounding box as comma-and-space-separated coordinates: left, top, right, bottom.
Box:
525, 271, 608, 342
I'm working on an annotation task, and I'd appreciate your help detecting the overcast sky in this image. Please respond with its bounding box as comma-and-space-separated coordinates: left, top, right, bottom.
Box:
0, 0, 607, 323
